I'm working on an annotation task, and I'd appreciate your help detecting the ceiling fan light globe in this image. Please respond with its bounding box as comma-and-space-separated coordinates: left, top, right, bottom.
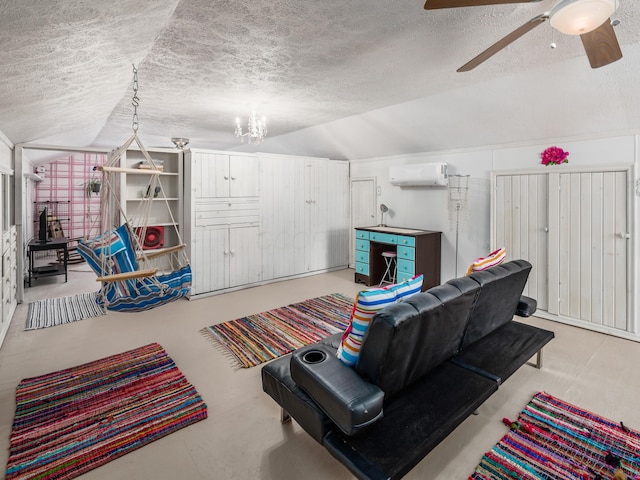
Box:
550, 0, 618, 35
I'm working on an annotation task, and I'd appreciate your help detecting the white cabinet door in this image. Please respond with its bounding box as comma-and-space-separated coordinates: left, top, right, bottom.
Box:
229, 154, 259, 197
192, 152, 230, 198
229, 226, 262, 287
192, 225, 261, 293
304, 159, 328, 272
193, 227, 227, 294
191, 151, 259, 199
261, 156, 297, 281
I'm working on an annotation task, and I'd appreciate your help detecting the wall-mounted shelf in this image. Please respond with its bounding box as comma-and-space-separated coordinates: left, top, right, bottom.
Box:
25, 173, 44, 182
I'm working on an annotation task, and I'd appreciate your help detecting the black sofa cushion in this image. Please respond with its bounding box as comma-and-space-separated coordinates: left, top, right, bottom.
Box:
323, 361, 499, 480
451, 321, 554, 383
290, 344, 384, 436
460, 259, 532, 349
356, 279, 480, 399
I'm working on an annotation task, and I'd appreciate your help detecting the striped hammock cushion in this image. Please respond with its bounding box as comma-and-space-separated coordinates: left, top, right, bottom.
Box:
466, 247, 506, 276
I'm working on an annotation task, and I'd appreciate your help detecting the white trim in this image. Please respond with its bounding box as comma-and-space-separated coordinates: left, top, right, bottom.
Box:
17, 143, 111, 154
0, 130, 13, 149
491, 164, 633, 176
535, 310, 640, 343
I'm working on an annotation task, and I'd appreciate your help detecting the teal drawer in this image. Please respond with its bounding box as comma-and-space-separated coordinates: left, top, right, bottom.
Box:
397, 259, 415, 275
369, 232, 397, 245
355, 230, 370, 240
397, 271, 414, 283
355, 250, 369, 263
355, 262, 370, 275
356, 239, 370, 252
397, 245, 415, 261
397, 235, 415, 247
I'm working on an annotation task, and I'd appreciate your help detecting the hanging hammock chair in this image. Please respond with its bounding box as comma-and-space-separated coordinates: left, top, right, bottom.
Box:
77, 66, 191, 312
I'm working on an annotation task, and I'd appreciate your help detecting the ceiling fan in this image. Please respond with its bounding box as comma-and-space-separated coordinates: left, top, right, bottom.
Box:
424, 0, 623, 72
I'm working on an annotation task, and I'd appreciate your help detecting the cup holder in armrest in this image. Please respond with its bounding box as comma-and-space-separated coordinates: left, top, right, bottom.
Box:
302, 350, 327, 364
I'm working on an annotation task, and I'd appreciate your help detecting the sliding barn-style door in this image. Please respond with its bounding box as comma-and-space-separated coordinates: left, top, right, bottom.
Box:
493, 174, 549, 310
493, 168, 631, 334
548, 171, 629, 330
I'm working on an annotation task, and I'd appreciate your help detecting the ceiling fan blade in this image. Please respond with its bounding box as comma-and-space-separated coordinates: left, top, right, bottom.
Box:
580, 20, 623, 69
457, 13, 548, 72
424, 0, 542, 10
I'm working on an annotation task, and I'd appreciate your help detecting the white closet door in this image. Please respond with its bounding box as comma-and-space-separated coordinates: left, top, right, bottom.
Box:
550, 171, 629, 330
229, 226, 261, 288
229, 154, 259, 197
260, 156, 296, 280
494, 169, 630, 333
350, 178, 377, 267
326, 161, 350, 269
304, 159, 329, 272
493, 174, 549, 310
193, 227, 228, 294
193, 152, 229, 198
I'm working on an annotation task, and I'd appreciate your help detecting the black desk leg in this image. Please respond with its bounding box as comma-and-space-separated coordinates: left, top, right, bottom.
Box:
64, 245, 68, 282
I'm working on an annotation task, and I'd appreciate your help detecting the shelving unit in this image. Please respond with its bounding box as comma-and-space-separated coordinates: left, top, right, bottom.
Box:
33, 200, 70, 240
120, 148, 183, 250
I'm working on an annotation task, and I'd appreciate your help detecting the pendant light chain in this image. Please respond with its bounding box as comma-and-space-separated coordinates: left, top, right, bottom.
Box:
131, 64, 140, 133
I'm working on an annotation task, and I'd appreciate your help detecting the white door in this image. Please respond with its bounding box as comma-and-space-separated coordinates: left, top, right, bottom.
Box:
304, 159, 329, 272
193, 226, 227, 294
548, 171, 629, 330
493, 168, 631, 333
326, 161, 350, 269
260, 156, 297, 281
350, 178, 377, 267
192, 152, 229, 198
493, 174, 549, 310
229, 154, 259, 197
229, 226, 262, 288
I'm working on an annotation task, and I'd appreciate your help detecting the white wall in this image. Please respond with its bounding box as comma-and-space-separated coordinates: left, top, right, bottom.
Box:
350, 133, 638, 296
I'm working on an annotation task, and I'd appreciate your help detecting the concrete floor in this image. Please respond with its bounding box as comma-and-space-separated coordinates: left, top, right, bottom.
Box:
1, 265, 639, 479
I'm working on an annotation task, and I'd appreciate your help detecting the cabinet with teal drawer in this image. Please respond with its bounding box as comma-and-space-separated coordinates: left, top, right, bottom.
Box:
354, 230, 371, 278
354, 227, 441, 290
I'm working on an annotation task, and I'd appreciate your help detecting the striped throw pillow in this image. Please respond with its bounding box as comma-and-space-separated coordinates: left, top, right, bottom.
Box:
337, 275, 424, 367
466, 247, 506, 276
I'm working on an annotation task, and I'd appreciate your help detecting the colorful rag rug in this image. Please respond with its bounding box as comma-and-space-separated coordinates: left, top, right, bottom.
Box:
471, 391, 640, 479
25, 292, 105, 330
5, 343, 207, 480
202, 293, 353, 368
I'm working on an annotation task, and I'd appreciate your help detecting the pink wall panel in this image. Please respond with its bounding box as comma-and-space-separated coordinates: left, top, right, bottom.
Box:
35, 153, 106, 239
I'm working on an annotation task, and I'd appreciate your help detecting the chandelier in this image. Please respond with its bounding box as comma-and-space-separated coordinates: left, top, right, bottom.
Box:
235, 110, 267, 144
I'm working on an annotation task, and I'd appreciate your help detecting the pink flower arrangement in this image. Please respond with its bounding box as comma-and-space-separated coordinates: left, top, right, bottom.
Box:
540, 146, 569, 166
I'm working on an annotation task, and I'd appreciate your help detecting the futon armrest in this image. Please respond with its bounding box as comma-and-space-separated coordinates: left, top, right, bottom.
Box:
290, 344, 384, 436
516, 295, 537, 317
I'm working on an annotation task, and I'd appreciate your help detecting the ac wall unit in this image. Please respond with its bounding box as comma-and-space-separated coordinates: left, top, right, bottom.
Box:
389, 163, 448, 187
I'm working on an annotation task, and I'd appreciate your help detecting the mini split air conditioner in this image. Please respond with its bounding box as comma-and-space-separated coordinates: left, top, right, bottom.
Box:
389, 163, 448, 187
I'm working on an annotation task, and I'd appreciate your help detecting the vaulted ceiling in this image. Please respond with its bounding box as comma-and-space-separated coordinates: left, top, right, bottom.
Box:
1, 0, 639, 161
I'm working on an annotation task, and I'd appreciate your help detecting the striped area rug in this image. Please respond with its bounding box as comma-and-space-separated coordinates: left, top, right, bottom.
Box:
202, 293, 353, 368
25, 292, 105, 330
471, 391, 640, 479
5, 343, 207, 480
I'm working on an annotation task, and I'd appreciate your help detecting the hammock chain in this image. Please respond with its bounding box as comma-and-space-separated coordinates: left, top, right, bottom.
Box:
131, 64, 140, 133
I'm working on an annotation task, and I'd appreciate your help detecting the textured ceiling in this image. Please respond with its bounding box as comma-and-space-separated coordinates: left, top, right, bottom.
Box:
1, 0, 639, 160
